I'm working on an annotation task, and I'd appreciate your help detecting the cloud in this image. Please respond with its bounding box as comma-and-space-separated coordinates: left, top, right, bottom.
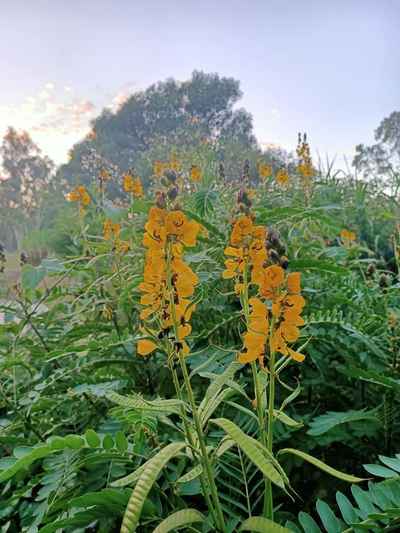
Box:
0, 83, 137, 164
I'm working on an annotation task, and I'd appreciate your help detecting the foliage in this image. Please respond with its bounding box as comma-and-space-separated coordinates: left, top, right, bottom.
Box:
1, 121, 400, 533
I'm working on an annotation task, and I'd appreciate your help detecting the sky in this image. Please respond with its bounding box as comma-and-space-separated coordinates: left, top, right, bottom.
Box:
0, 0, 399, 167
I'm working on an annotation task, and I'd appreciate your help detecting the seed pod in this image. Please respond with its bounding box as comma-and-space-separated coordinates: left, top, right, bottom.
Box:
366, 263, 376, 276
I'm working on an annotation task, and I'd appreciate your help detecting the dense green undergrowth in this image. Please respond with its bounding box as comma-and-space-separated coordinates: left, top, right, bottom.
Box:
1, 157, 400, 532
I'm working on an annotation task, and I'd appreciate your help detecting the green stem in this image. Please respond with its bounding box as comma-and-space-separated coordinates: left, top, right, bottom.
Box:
168, 359, 219, 528
178, 353, 226, 532
242, 261, 270, 517
266, 319, 277, 520
166, 241, 226, 532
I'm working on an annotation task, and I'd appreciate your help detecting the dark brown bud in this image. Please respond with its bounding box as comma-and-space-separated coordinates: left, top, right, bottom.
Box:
366, 263, 376, 276
164, 170, 177, 183
167, 187, 178, 200
156, 192, 167, 209
269, 249, 280, 264
280, 256, 289, 269
379, 274, 391, 288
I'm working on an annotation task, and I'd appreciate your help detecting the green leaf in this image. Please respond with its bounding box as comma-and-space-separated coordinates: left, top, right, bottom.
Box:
152, 509, 205, 533
307, 410, 378, 436
115, 431, 128, 452
102, 434, 114, 450
298, 511, 322, 533
273, 410, 303, 428
378, 455, 400, 473
69, 488, 130, 513
176, 464, 203, 484
65, 435, 85, 449
0, 445, 55, 483
211, 418, 286, 489
85, 429, 101, 448
239, 516, 291, 532
316, 499, 342, 533
21, 264, 46, 290
335, 491, 359, 525
289, 259, 346, 275
107, 391, 186, 416
363, 464, 398, 478
120, 442, 186, 532
277, 448, 365, 483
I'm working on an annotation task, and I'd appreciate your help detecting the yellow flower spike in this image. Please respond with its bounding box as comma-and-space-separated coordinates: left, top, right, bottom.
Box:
190, 165, 202, 182
258, 162, 272, 179
153, 160, 164, 177
276, 169, 289, 187
67, 185, 91, 208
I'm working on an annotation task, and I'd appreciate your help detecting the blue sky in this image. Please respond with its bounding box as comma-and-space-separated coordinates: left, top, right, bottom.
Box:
0, 0, 398, 165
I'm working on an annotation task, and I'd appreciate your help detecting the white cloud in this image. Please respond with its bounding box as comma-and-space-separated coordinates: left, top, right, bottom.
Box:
0, 83, 137, 165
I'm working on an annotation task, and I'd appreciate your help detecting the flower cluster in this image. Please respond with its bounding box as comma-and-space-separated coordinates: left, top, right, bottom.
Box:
123, 172, 144, 198
138, 207, 200, 357
265, 268, 305, 362
340, 228, 356, 245
276, 169, 289, 187
66, 185, 91, 210
103, 219, 129, 254
223, 214, 306, 366
296, 132, 314, 196
258, 162, 272, 179
223, 215, 267, 294
190, 165, 202, 182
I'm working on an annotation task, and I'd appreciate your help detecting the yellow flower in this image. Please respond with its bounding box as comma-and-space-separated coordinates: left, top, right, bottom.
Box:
153, 160, 165, 177
340, 229, 356, 243
238, 297, 269, 365
137, 338, 158, 356
103, 219, 120, 241
169, 154, 181, 172
138, 203, 200, 359
67, 185, 91, 207
190, 165, 202, 182
276, 169, 289, 187
165, 211, 200, 247
124, 173, 144, 197
258, 162, 272, 179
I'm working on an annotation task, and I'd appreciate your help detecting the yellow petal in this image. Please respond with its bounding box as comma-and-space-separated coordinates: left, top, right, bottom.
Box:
137, 339, 157, 356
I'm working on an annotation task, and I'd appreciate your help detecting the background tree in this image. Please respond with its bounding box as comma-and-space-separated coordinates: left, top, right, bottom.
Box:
58, 71, 263, 195
353, 111, 400, 195
0, 127, 54, 249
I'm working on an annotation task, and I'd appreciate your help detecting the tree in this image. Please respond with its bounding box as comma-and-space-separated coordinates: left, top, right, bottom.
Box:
58, 71, 259, 194
353, 111, 400, 195
0, 127, 54, 249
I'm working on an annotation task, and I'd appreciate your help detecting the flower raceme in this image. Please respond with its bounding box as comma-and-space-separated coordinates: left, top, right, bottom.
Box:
223, 215, 267, 295
103, 219, 130, 254
340, 228, 356, 245
66, 185, 91, 208
242, 265, 305, 365
223, 217, 306, 366
123, 173, 143, 198
137, 207, 200, 358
